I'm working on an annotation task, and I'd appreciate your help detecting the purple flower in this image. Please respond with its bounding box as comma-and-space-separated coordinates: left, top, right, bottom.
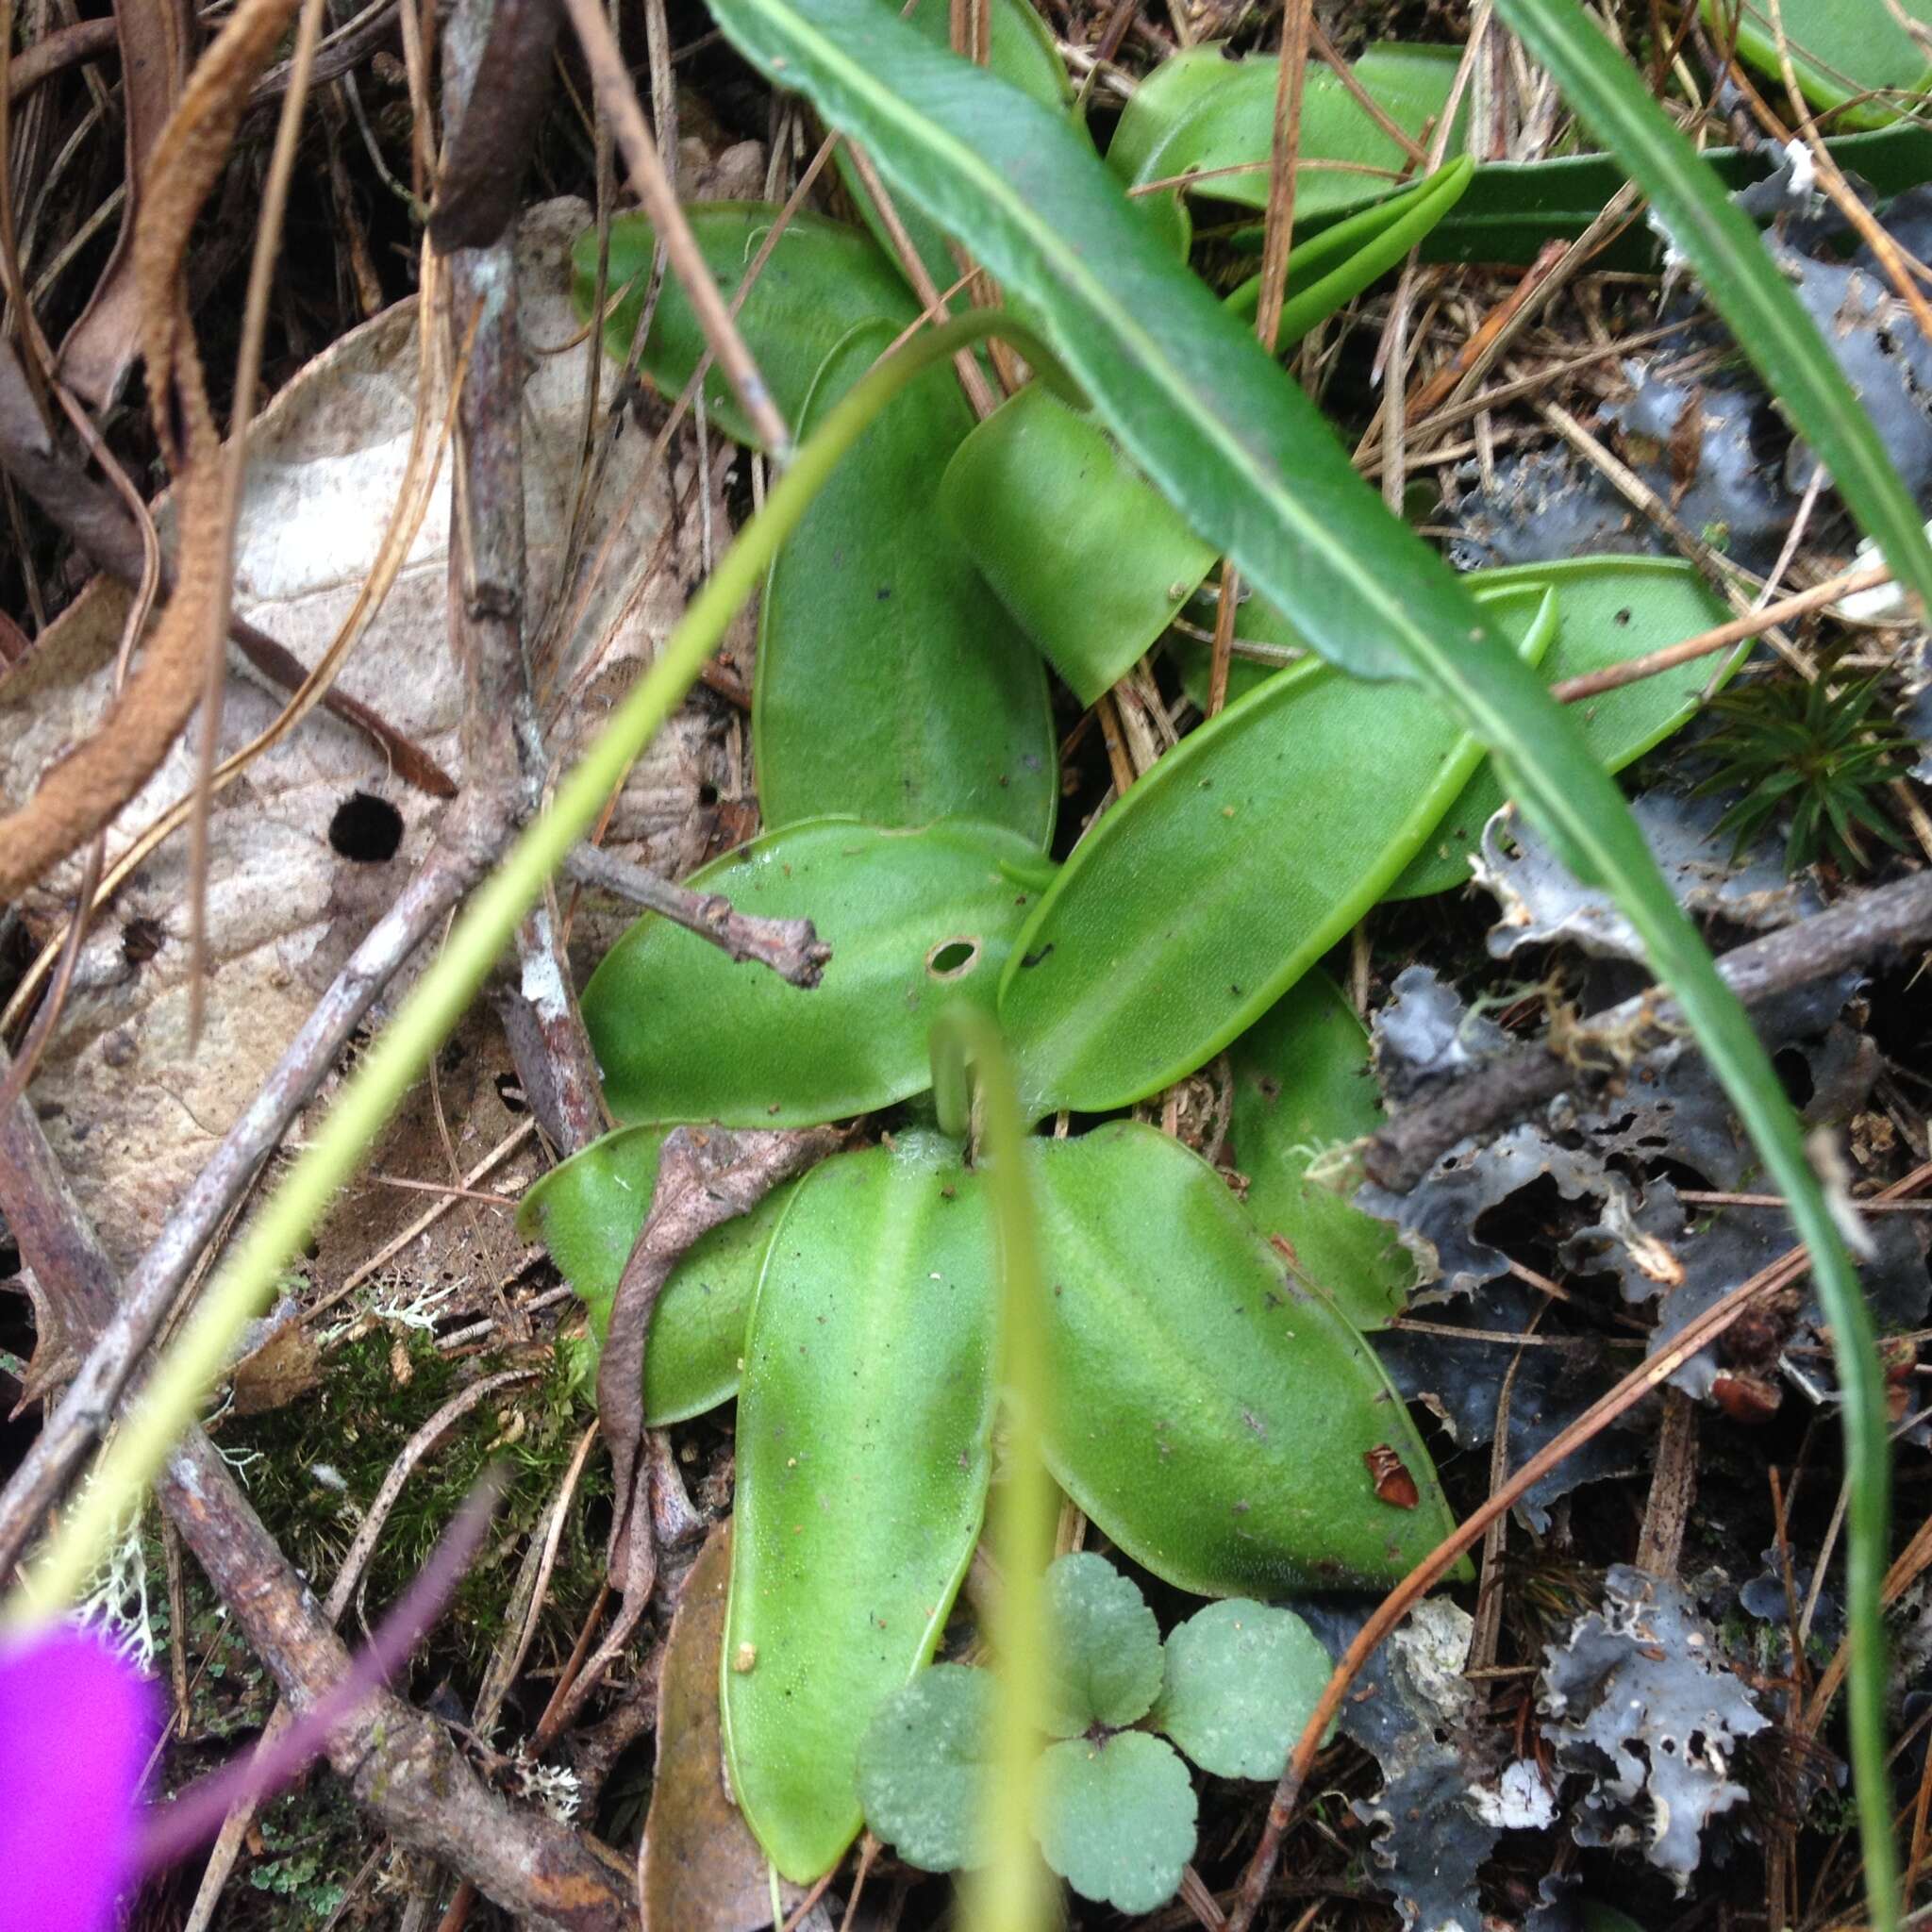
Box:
0, 1624, 160, 1932
0, 1472, 501, 1931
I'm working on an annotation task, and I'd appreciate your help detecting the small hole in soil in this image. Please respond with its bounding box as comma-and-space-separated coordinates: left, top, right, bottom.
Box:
496, 1074, 530, 1115
926, 938, 980, 979
329, 791, 404, 863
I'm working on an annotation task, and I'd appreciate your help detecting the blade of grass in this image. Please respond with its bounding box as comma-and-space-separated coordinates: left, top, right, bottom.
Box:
1484, 11, 1906, 1917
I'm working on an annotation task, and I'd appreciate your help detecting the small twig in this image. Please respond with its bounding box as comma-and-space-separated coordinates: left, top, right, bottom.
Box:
1551, 558, 1893, 704
564, 841, 831, 985
1363, 866, 1932, 1193
0, 801, 509, 1579
0, 1054, 630, 1928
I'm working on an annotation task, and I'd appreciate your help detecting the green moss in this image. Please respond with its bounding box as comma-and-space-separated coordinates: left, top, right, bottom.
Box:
218, 1329, 609, 1685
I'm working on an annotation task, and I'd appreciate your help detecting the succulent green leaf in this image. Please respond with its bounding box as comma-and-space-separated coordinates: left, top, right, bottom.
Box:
1025, 1123, 1462, 1596
1152, 1598, 1334, 1779
1033, 1731, 1196, 1913
758, 322, 1057, 841
1224, 157, 1474, 343
570, 205, 915, 449
1110, 42, 1461, 228
941, 385, 1218, 704
999, 585, 1555, 1116
857, 1663, 995, 1873
724, 1137, 996, 1881
1711, 0, 1932, 128
1041, 1551, 1164, 1737
1226, 972, 1411, 1331
582, 817, 1050, 1127
1386, 557, 1739, 898
515, 1124, 792, 1422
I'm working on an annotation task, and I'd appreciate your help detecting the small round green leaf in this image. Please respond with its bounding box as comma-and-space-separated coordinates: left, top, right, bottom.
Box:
1042, 1552, 1164, 1737
1033, 1731, 1196, 1914
857, 1664, 993, 1873
1153, 1598, 1334, 1780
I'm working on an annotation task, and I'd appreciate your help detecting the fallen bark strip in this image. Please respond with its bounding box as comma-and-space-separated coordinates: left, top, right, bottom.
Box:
1363, 866, 1932, 1193
0, 1051, 633, 1928
599, 1124, 842, 1592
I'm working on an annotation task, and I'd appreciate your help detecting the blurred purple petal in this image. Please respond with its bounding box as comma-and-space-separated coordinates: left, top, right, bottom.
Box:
0, 1624, 160, 1932
141, 1469, 505, 1870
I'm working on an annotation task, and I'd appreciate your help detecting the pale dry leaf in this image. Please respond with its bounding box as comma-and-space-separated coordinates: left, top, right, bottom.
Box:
2, 198, 731, 1265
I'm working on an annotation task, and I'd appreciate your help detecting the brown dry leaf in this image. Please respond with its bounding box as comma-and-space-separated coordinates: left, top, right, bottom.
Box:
58, 0, 195, 406
3, 197, 732, 1266
227, 1308, 323, 1415
642, 1522, 806, 1932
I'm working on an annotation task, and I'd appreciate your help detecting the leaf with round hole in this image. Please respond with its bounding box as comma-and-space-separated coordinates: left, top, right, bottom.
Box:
998, 585, 1556, 1118
570, 205, 915, 450
514, 1124, 795, 1423
757, 322, 1057, 842
582, 817, 1052, 1128
1225, 971, 1411, 1331
1025, 1122, 1465, 1595
723, 1136, 995, 1882
940, 383, 1218, 705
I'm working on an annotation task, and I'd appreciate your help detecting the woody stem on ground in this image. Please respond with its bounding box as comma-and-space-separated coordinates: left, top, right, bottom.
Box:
1363, 864, 1932, 1192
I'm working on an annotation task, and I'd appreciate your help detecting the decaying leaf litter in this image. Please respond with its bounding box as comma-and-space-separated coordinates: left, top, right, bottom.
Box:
1, 0, 1932, 1927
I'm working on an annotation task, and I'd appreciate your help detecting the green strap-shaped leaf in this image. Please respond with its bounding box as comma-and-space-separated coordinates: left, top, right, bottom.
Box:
997, 585, 1556, 1115
580, 816, 1052, 1127
695, 12, 1893, 1917
1024, 1122, 1462, 1596
1712, 0, 1932, 129
758, 322, 1058, 841
515, 1124, 795, 1422
724, 1136, 995, 1881
839, 0, 1074, 293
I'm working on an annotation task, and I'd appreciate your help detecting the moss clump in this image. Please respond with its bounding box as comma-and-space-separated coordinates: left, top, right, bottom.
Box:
218, 1327, 608, 1688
